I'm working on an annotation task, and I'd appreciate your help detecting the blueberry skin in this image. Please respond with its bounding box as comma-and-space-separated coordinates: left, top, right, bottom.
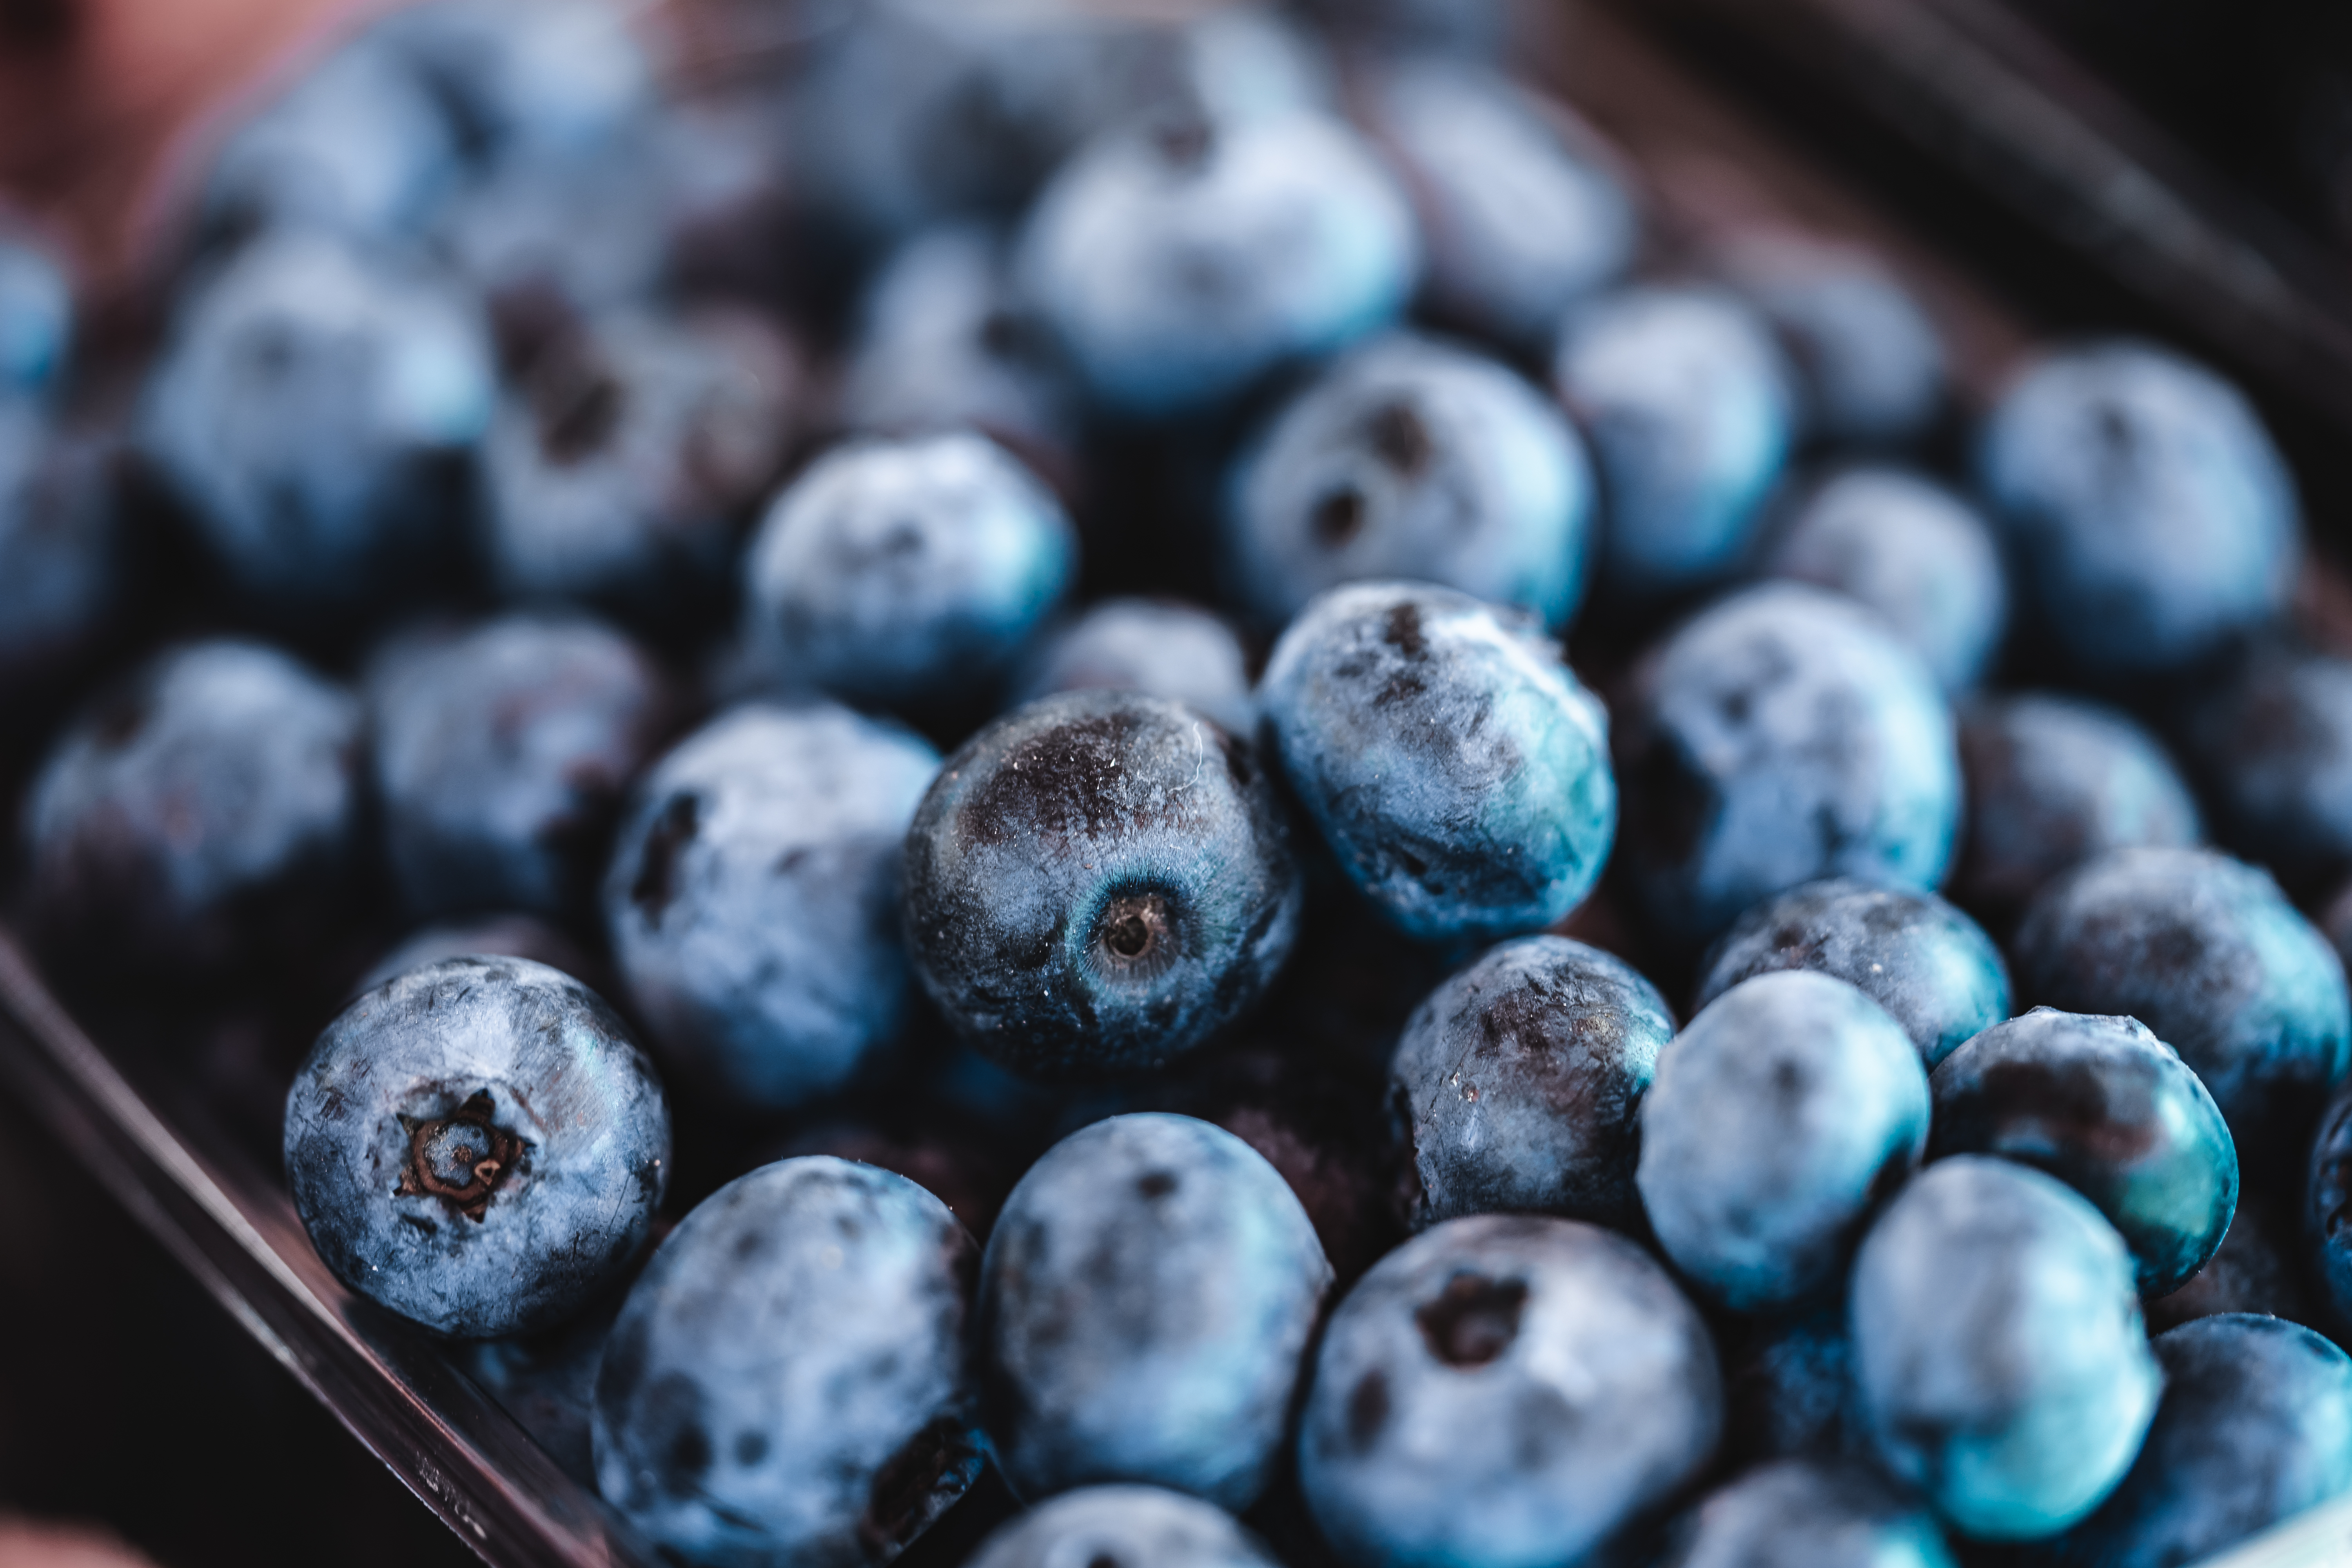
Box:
1223, 334, 1594, 631
1258, 582, 1615, 943
432, 136, 672, 337
1015, 110, 1419, 419
2187, 647, 2352, 893
1615, 582, 1961, 945
605, 702, 941, 1112
1976, 339, 2298, 677
2303, 1078, 2352, 1336
1693, 879, 2011, 1071
1639, 971, 1929, 1312
967, 1486, 1279, 1568
593, 1157, 983, 1568
1388, 934, 1675, 1233
743, 434, 1077, 713
0, 230, 72, 397
374, 0, 653, 165
1849, 1156, 2161, 1540
980, 1114, 1331, 1506
1660, 1459, 1956, 1568
2013, 846, 2351, 1193
1295, 1213, 1722, 1568
1757, 465, 2007, 694
1719, 237, 1948, 447
903, 691, 1301, 1079
285, 956, 670, 1338
1015, 598, 1256, 740
1551, 286, 1795, 599
2026, 1315, 2352, 1568
0, 407, 116, 705
1930, 1008, 2237, 1299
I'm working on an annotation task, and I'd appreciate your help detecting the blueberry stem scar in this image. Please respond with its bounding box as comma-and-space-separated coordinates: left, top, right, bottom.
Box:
397, 1090, 526, 1223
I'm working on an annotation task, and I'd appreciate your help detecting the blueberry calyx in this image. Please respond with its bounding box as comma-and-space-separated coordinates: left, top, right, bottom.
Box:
1414, 1271, 1528, 1367
397, 1090, 528, 1222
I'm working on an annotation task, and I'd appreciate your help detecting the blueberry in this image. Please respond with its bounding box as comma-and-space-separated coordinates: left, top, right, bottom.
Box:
979, 1113, 1330, 1506
432, 138, 673, 347
1222, 335, 1593, 631
593, 1157, 982, 1566
2012, 846, 2350, 1193
1288, 0, 1508, 55
1849, 1156, 2160, 1540
1551, 285, 1795, 599
368, 612, 671, 920
1976, 339, 2298, 677
605, 702, 941, 1112
375, 0, 653, 165
1755, 465, 2008, 694
2146, 1195, 2312, 1334
1295, 1214, 1722, 1568
1257, 582, 1615, 943
0, 228, 73, 397
1930, 1008, 2237, 1298
358, 911, 595, 997
1015, 598, 1256, 740
1388, 934, 1675, 1233
1659, 1459, 1956, 1568
742, 433, 1077, 715
966, 1486, 1280, 1568
1718, 236, 1948, 446
1615, 582, 1960, 945
285, 956, 670, 1338
2186, 645, 2352, 895
1693, 879, 2010, 1071
2301, 1078, 2352, 1335
0, 407, 116, 707
1721, 1307, 1867, 1466
1638, 971, 1928, 1312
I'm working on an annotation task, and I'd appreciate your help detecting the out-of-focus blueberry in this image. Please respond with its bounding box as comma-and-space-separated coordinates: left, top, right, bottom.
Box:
1295, 1213, 1722, 1568
1721, 1308, 1866, 1466
1931, 1008, 2237, 1298
1288, 0, 1508, 55
1694, 879, 2010, 1070
1388, 934, 1674, 1233
742, 433, 1076, 714
0, 228, 72, 396
357, 912, 595, 997
1756, 465, 2007, 694
1661, 1459, 1956, 1568
0, 407, 115, 706
1850, 1156, 2161, 1540
1015, 598, 1255, 740
1977, 339, 2298, 677
2304, 1078, 2352, 1336
1222, 336, 1593, 631
1258, 582, 1615, 943
605, 702, 940, 1112
1615, 583, 1960, 945
979, 1113, 1330, 1506
285, 956, 670, 1337
1552, 285, 1794, 600
904, 691, 1300, 1078
1639, 971, 1928, 1312
2187, 646, 2352, 894
376, 0, 652, 165
593, 1158, 982, 1566
968, 1486, 1279, 1568
1718, 236, 1948, 446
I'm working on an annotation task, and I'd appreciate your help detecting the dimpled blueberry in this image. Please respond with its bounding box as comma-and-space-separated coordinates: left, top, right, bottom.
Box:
1694, 880, 2010, 1070
1258, 582, 1614, 942
0, 408, 115, 704
1015, 110, 1418, 419
1015, 598, 1256, 740
1638, 971, 1928, 1312
0, 230, 72, 397
1552, 285, 1795, 599
2187, 647, 2352, 892
1388, 935, 1674, 1233
1615, 583, 1960, 945
1850, 1156, 2161, 1540
980, 1114, 1330, 1506
903, 691, 1301, 1078
2027, 1315, 2352, 1568
593, 1158, 982, 1568
285, 956, 670, 1338
1222, 335, 1593, 631
1931, 1009, 2236, 1298
1660, 1459, 1956, 1568
1719, 236, 1949, 447
1757, 466, 2008, 694
1977, 339, 2297, 677
2013, 846, 2351, 1192
743, 433, 1076, 713
1296, 1214, 1722, 1568
967, 1486, 1279, 1568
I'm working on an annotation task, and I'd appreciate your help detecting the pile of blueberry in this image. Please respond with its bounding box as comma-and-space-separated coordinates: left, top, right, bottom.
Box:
9, 0, 2352, 1564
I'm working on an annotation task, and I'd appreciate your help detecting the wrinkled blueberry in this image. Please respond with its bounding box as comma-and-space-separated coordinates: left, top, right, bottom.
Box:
358, 911, 595, 997
967, 1486, 1279, 1568
2186, 645, 2352, 895
1015, 598, 1255, 740
1718, 236, 1948, 446
0, 407, 115, 706
1660, 1459, 1955, 1568
0, 227, 72, 397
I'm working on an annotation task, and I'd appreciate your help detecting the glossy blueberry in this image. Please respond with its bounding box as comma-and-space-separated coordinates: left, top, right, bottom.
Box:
375, 0, 652, 165
605, 702, 940, 1112
1694, 879, 2010, 1070
904, 691, 1300, 1078
0, 407, 115, 706
1222, 335, 1593, 631
1258, 582, 1615, 942
2186, 646, 2352, 893
1296, 1214, 1722, 1568
1661, 1459, 1956, 1568
1615, 582, 1960, 945
357, 912, 595, 997
593, 1158, 982, 1567
968, 1486, 1279, 1568
1977, 339, 2298, 677
1015, 598, 1255, 740
1639, 971, 1928, 1312
2027, 1315, 2352, 1568
1931, 1008, 2237, 1298
0, 228, 72, 397
1388, 934, 1674, 1233
1721, 1308, 1866, 1466
2013, 846, 2351, 1192
1850, 1156, 2160, 1540
1015, 109, 1418, 419
742, 433, 1077, 713
980, 1113, 1330, 1506
285, 956, 670, 1338
1756, 465, 2007, 694
1551, 285, 1795, 599
1719, 236, 1948, 446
